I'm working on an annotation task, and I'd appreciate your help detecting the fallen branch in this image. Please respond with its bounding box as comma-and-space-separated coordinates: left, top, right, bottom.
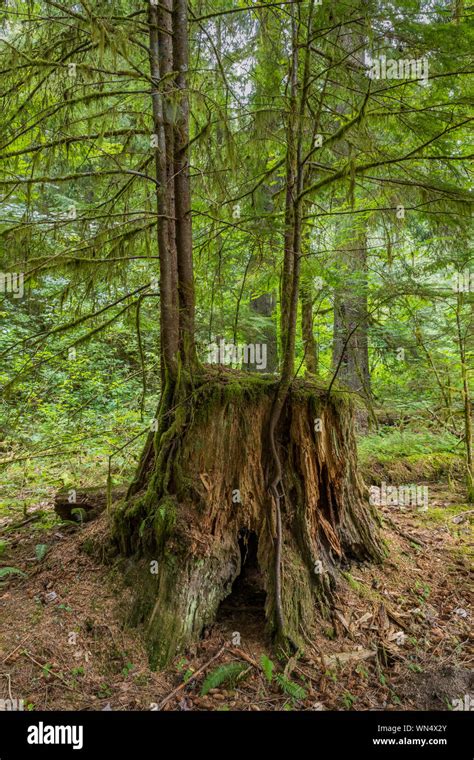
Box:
1, 638, 30, 664
21, 650, 75, 691
3, 514, 42, 532
155, 644, 226, 711
226, 646, 259, 669
383, 516, 429, 547
452, 509, 474, 523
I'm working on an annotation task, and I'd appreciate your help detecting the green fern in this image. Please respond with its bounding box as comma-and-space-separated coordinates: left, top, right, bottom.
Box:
260, 654, 274, 683
200, 662, 248, 695
275, 674, 307, 701
0, 567, 27, 580
35, 544, 48, 561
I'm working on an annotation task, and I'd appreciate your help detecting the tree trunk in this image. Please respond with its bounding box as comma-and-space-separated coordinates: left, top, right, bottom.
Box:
456, 294, 474, 502
148, 1, 179, 379
301, 284, 318, 375
114, 371, 384, 668
242, 291, 278, 373
174, 0, 196, 367
332, 231, 371, 399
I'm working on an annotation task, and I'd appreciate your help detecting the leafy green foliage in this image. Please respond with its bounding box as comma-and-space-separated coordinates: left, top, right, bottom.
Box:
259, 655, 307, 701
0, 0, 471, 511
35, 543, 48, 561
200, 662, 249, 695
260, 654, 274, 683
0, 566, 26, 579
275, 674, 307, 702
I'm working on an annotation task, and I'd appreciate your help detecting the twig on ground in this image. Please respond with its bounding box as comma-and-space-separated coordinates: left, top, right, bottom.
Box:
156, 644, 226, 711
384, 516, 429, 547
1, 638, 30, 664
21, 650, 75, 691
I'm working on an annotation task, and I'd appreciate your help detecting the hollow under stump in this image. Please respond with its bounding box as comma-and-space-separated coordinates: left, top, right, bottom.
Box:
113, 369, 385, 669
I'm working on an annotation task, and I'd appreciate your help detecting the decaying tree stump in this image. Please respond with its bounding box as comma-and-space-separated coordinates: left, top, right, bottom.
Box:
113, 369, 384, 668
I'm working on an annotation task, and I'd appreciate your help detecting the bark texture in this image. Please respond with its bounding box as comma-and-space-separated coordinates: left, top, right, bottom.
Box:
333, 231, 371, 399
114, 371, 384, 668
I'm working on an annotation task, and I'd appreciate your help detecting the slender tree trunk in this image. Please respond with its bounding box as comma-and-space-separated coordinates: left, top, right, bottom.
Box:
279, 7, 299, 358
332, 230, 371, 399
148, 2, 179, 380
174, 0, 197, 367
456, 294, 474, 502
268, 0, 312, 641
242, 292, 278, 373
160, 0, 179, 342
301, 284, 318, 375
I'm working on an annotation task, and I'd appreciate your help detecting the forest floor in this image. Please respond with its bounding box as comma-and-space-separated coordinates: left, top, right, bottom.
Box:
0, 466, 472, 712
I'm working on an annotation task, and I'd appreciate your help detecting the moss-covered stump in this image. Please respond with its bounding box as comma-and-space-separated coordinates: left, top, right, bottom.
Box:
113, 370, 384, 668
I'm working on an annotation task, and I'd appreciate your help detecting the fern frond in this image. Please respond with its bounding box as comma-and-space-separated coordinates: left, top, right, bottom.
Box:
200, 662, 249, 695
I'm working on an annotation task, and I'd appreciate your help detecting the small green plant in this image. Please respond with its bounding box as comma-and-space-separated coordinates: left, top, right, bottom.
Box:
200, 662, 249, 695
72, 666, 85, 677
275, 674, 307, 702
259, 654, 307, 702
260, 654, 274, 683
71, 507, 87, 523
176, 657, 188, 671
414, 580, 430, 603
342, 691, 357, 709
176, 657, 194, 682
355, 663, 369, 678
35, 543, 48, 561
0, 567, 26, 580
121, 662, 134, 677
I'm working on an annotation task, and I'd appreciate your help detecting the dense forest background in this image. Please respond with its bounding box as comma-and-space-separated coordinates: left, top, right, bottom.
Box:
0, 0, 472, 712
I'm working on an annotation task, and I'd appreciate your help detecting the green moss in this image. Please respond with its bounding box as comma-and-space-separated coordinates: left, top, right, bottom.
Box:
419, 503, 471, 525
342, 570, 363, 593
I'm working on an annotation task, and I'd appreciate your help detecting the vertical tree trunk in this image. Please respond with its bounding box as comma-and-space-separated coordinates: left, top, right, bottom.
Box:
456, 293, 474, 502
242, 292, 278, 373
332, 230, 371, 400
301, 284, 318, 375
148, 1, 179, 380
174, 0, 197, 368
268, 0, 314, 642
279, 4, 299, 359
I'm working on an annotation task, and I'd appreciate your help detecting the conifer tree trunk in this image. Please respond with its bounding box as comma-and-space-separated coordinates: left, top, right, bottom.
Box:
332, 230, 371, 400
